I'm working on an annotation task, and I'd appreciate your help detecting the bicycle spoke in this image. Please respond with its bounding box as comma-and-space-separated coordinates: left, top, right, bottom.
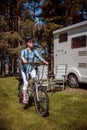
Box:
35, 87, 49, 116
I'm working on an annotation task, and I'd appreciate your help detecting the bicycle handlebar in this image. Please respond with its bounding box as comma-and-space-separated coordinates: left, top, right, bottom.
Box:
25, 62, 48, 66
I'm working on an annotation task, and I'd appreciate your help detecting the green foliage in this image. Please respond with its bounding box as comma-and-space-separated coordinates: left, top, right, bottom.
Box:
41, 0, 65, 24
21, 19, 35, 38
1, 32, 24, 42
0, 15, 7, 27
8, 46, 24, 57
41, 0, 87, 28
0, 42, 10, 52
0, 32, 24, 56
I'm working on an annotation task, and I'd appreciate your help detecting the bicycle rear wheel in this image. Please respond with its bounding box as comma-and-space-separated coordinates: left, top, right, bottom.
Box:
34, 86, 49, 117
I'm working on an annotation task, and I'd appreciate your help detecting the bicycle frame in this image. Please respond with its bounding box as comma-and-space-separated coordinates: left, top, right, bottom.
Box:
27, 63, 47, 102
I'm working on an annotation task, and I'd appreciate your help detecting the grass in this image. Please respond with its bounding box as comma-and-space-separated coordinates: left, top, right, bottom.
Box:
0, 77, 87, 130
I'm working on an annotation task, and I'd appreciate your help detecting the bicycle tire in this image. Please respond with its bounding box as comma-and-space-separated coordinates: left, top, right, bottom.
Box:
34, 86, 49, 117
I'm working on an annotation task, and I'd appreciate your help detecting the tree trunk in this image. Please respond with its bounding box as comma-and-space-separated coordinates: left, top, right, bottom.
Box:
1, 54, 5, 76
17, 0, 21, 32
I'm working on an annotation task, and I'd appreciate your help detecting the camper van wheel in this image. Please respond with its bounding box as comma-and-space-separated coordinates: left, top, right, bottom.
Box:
68, 74, 79, 88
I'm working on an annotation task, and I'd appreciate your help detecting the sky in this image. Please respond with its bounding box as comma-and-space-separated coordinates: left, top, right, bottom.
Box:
23, 0, 44, 23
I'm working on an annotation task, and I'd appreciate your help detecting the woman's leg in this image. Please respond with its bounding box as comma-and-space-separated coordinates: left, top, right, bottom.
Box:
21, 71, 29, 103
30, 69, 36, 82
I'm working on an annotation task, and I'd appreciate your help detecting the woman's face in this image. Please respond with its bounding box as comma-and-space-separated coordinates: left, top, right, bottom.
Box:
26, 40, 34, 49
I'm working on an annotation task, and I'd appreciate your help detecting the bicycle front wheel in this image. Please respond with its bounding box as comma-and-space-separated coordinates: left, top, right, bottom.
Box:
34, 86, 49, 117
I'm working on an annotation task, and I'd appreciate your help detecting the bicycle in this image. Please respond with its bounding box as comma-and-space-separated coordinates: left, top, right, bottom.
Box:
17, 62, 49, 117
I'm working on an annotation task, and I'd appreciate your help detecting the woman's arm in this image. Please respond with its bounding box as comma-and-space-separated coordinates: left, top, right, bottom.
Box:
20, 50, 27, 64
34, 50, 48, 65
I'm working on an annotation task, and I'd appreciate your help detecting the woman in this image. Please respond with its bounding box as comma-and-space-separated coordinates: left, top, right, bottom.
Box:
20, 37, 48, 104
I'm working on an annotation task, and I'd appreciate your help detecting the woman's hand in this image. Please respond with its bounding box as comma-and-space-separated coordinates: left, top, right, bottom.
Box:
44, 60, 49, 65
22, 58, 27, 64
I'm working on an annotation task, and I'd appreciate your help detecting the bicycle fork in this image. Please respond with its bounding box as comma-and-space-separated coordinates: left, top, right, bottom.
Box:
35, 83, 40, 102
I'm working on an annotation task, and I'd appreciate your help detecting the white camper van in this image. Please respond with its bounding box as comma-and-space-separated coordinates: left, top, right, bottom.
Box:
53, 21, 87, 88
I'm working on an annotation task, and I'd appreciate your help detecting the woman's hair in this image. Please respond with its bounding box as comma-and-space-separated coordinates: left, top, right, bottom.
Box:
25, 36, 32, 43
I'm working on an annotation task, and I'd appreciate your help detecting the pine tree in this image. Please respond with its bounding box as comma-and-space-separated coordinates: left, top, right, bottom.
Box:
39, 0, 65, 71
64, 0, 87, 26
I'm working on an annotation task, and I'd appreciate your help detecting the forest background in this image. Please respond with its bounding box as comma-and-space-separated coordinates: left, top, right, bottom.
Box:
0, 0, 87, 75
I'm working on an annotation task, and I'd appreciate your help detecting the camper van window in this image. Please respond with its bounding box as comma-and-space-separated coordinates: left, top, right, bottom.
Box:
71, 35, 86, 49
59, 33, 68, 43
